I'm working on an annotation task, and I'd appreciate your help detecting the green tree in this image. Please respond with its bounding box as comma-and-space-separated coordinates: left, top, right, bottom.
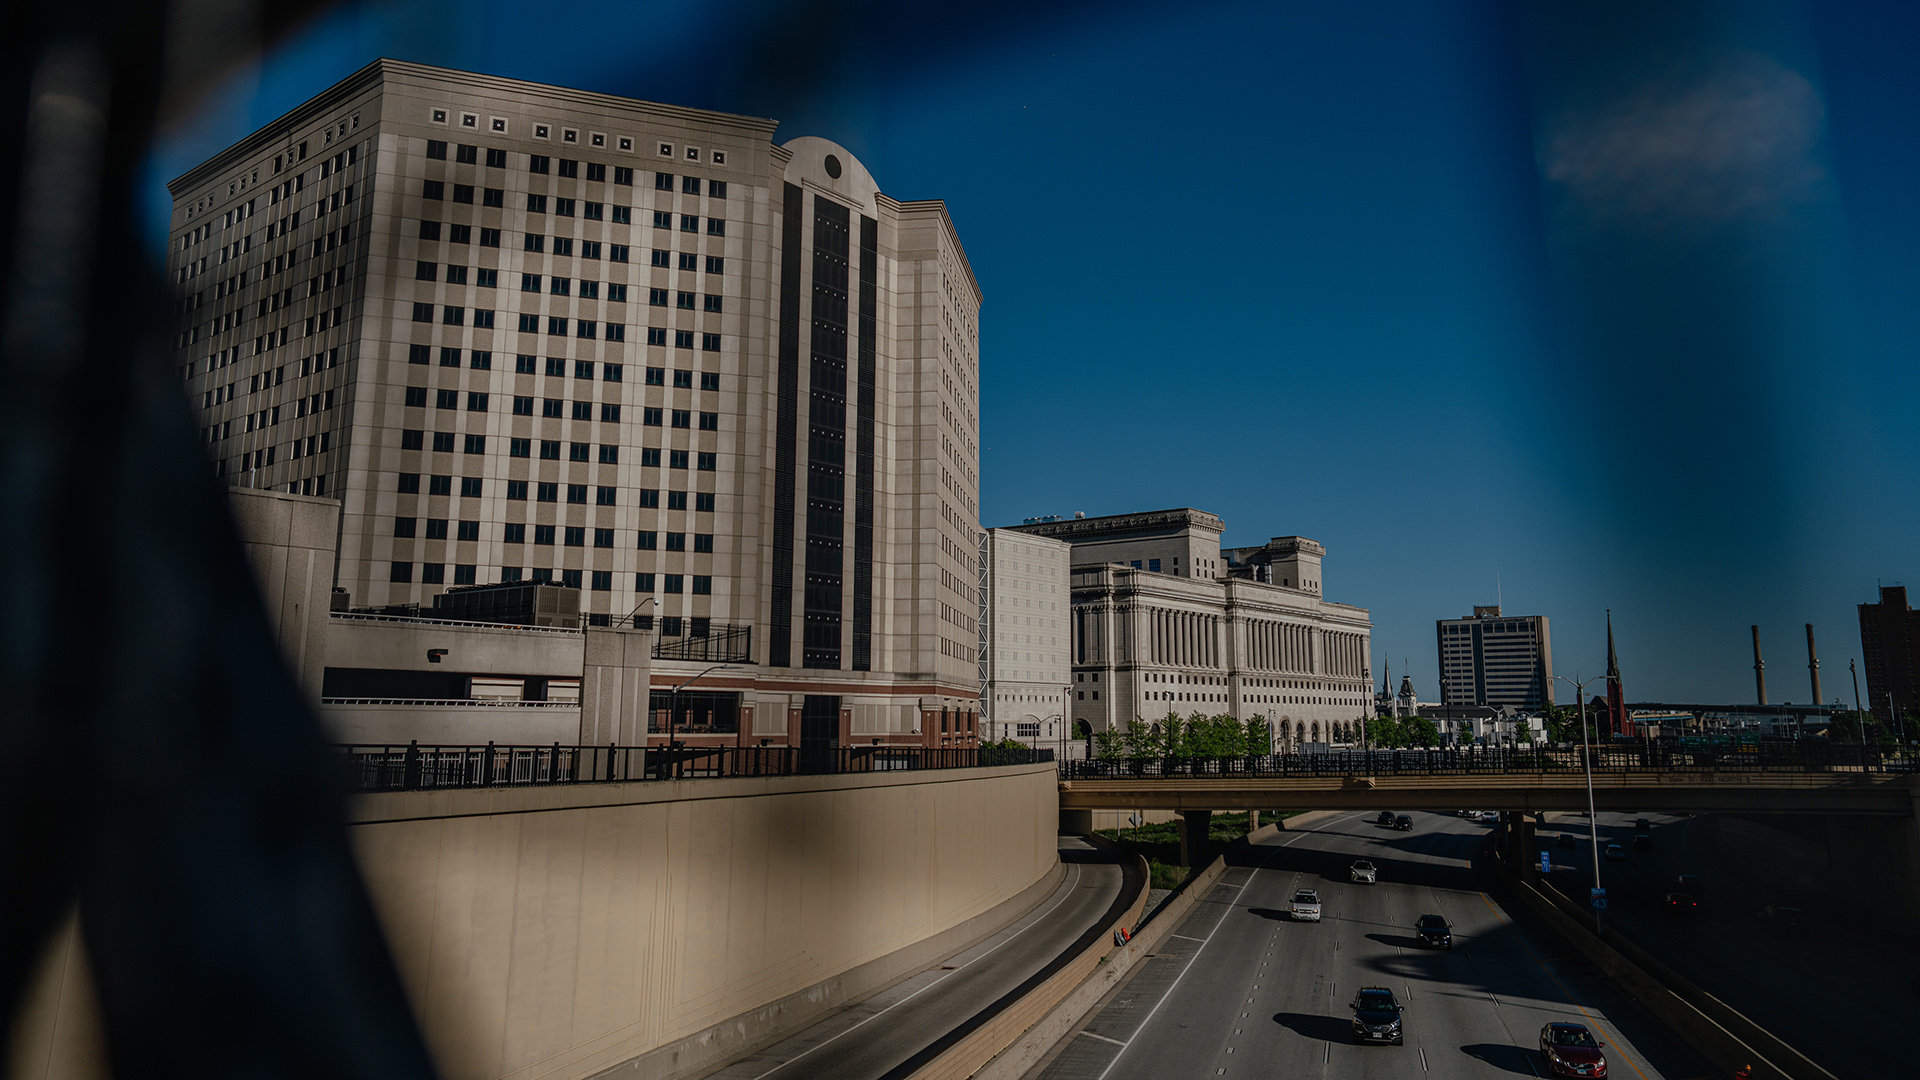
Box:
1366, 714, 1406, 749
1243, 715, 1272, 755
1403, 715, 1441, 747
1093, 726, 1126, 761
1122, 717, 1155, 759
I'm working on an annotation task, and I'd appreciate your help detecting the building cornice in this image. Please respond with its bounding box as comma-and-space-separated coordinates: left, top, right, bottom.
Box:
169, 58, 781, 197
1015, 507, 1224, 541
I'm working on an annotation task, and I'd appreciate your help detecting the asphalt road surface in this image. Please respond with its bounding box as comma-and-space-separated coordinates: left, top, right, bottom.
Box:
1033, 812, 1702, 1080
704, 836, 1131, 1080
1539, 811, 1914, 1079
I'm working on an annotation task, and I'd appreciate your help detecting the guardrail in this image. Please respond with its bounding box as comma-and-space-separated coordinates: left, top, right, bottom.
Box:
343, 743, 1055, 791
1059, 742, 1913, 780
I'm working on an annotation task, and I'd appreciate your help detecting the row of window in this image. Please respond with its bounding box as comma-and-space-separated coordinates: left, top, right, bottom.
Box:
420, 140, 730, 201
405, 388, 718, 428
408, 306, 722, 350
417, 218, 724, 247
395, 518, 718, 552
397, 472, 717, 510
388, 561, 715, 595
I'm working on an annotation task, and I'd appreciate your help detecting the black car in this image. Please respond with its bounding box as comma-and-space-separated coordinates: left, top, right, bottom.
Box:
1631, 834, 1652, 852
1394, 815, 1413, 831
1661, 892, 1698, 916
1556, 833, 1576, 849
1416, 914, 1452, 948
1377, 811, 1395, 825
1349, 986, 1404, 1044
1635, 818, 1651, 832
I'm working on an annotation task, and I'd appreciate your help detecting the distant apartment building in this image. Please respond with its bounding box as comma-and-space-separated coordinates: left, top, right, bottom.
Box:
1436, 607, 1553, 710
166, 60, 984, 749
979, 529, 1072, 752
1859, 585, 1920, 723
1011, 509, 1372, 751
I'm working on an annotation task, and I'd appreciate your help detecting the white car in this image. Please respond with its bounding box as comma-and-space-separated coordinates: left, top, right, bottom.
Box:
1289, 889, 1322, 921
1350, 859, 1378, 884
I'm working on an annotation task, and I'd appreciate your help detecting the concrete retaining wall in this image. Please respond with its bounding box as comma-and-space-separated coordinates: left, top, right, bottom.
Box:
350, 763, 1059, 1080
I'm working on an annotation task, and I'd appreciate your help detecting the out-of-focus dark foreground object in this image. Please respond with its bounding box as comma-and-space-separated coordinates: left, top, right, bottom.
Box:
0, 2, 438, 1077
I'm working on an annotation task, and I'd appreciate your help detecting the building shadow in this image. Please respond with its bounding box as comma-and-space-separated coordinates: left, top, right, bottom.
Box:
1247, 907, 1292, 921
1271, 1011, 1351, 1043
1459, 1042, 1538, 1075
1363, 931, 1426, 951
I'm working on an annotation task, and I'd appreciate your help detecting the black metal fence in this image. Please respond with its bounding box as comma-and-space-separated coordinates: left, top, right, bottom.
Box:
1058, 740, 1913, 781
343, 742, 1054, 791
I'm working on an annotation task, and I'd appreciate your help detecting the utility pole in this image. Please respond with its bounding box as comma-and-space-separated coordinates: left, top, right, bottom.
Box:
1752, 625, 1768, 705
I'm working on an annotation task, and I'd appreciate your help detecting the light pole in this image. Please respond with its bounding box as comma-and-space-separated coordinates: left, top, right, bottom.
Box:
666, 662, 736, 778
1554, 671, 1607, 934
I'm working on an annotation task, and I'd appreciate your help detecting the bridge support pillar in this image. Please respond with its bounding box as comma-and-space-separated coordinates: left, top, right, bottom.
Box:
1505, 811, 1536, 874
1059, 808, 1093, 835
1179, 810, 1213, 867
1249, 810, 1260, 831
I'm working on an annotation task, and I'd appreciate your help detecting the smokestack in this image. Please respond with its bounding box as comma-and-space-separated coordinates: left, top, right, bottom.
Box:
1806, 623, 1821, 710
1752, 625, 1767, 705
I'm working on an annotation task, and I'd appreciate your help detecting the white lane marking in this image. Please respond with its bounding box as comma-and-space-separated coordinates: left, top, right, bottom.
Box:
1077, 1031, 1127, 1047
749, 862, 1086, 1080
1419, 1046, 1429, 1072
1091, 843, 1290, 1080
1170, 933, 1207, 943
1489, 991, 1500, 1007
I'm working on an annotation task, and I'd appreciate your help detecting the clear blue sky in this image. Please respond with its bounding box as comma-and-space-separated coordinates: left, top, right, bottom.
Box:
148, 0, 1918, 706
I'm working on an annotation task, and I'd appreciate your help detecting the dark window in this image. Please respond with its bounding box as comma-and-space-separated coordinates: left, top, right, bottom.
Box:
424, 519, 448, 540
452, 184, 474, 204
411, 302, 433, 323
463, 434, 485, 454
703, 294, 722, 313
449, 222, 471, 243
562, 569, 583, 590
692, 576, 713, 595
464, 392, 487, 411
569, 441, 590, 462
486, 147, 507, 168
398, 472, 421, 493
698, 412, 718, 430
709, 180, 727, 199
680, 215, 698, 232
566, 483, 588, 504
509, 439, 530, 460
576, 320, 597, 339
638, 489, 660, 508
435, 388, 458, 409
694, 534, 714, 553
429, 474, 453, 496
454, 565, 477, 586
425, 140, 447, 160
521, 273, 542, 292
593, 528, 614, 549
457, 520, 480, 542
695, 492, 715, 512
542, 398, 563, 418
645, 367, 666, 385
603, 362, 623, 381
676, 291, 695, 310
649, 288, 668, 307
583, 201, 603, 220
614, 166, 633, 185
635, 572, 654, 590
539, 440, 560, 460
586, 162, 606, 182
655, 172, 674, 190
506, 478, 528, 498
609, 244, 629, 263
441, 305, 464, 326
701, 333, 721, 352
681, 175, 701, 195
545, 357, 566, 376
572, 400, 592, 420
699, 372, 720, 391
422, 180, 445, 200
598, 445, 618, 463
552, 237, 573, 257
573, 359, 594, 378
390, 561, 413, 583
526, 193, 547, 214
422, 564, 448, 585
460, 476, 483, 497
697, 452, 717, 471
677, 330, 697, 349
404, 386, 428, 408
647, 328, 667, 346
669, 449, 689, 469
642, 407, 663, 426
440, 347, 462, 367
671, 409, 690, 429
483, 187, 504, 207
640, 448, 661, 467
502, 523, 526, 543
516, 353, 537, 373
651, 249, 671, 268
600, 403, 620, 422
550, 276, 571, 296
415, 261, 437, 281
534, 524, 555, 545
580, 240, 601, 260
537, 482, 558, 502
518, 313, 539, 333
419, 220, 441, 241
667, 490, 688, 511
479, 227, 501, 247
663, 574, 683, 594
529, 155, 550, 174
393, 517, 417, 538
555, 197, 575, 217
653, 210, 672, 228
409, 344, 431, 365
524, 234, 545, 253
456, 143, 477, 164
595, 485, 616, 505
564, 526, 585, 547
512, 396, 534, 416
665, 532, 686, 552
558, 159, 578, 179
706, 218, 725, 236
706, 255, 724, 274
611, 206, 631, 225
637, 531, 657, 550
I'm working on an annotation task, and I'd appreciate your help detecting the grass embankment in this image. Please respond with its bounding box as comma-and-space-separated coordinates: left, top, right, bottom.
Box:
1095, 810, 1302, 889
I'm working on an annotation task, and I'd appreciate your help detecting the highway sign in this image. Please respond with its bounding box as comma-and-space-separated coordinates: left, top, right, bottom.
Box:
1591, 887, 1607, 910
1540, 851, 1552, 873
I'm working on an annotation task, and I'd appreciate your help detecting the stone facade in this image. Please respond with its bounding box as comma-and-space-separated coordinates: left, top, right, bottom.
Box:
979, 528, 1072, 752
168, 60, 983, 748
1435, 606, 1554, 710
1013, 509, 1373, 751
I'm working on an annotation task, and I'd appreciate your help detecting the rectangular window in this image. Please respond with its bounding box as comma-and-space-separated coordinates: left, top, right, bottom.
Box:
422, 180, 445, 200
429, 474, 452, 496
475, 269, 497, 289
642, 407, 662, 426
676, 291, 696, 310
405, 386, 428, 408
695, 492, 715, 512
411, 302, 434, 323
598, 445, 619, 464
473, 309, 495, 328
502, 523, 526, 544
645, 367, 666, 385
426, 140, 447, 160
665, 533, 686, 552
655, 172, 674, 190
611, 205, 631, 224
699, 372, 720, 391
390, 561, 413, 583
583, 201, 603, 220
424, 519, 448, 540
521, 273, 542, 292
701, 333, 721, 352
486, 147, 508, 168
706, 218, 725, 236
635, 572, 655, 590
529, 155, 550, 174
595, 486, 616, 505
420, 221, 442, 241
614, 166, 633, 185
452, 184, 474, 204
457, 520, 480, 542
506, 478, 528, 498
460, 476, 483, 497
483, 187, 504, 208
516, 353, 537, 373
526, 193, 547, 214
554, 197, 576, 217
602, 362, 623, 381
401, 429, 424, 450
546, 357, 566, 376
534, 524, 555, 545
593, 528, 614, 549
671, 409, 691, 429
479, 227, 500, 247
637, 530, 658, 550
576, 320, 597, 339
518, 313, 539, 333
409, 343, 431, 365
709, 180, 727, 199
646, 328, 668, 346
669, 449, 689, 469
693, 533, 714, 553
663, 574, 684, 594
540, 439, 560, 459
680, 214, 698, 232
697, 452, 717, 471
673, 330, 694, 349
697, 411, 718, 431
454, 565, 477, 586
586, 162, 606, 182
463, 434, 485, 454
537, 482, 558, 502
512, 396, 534, 415
435, 388, 458, 409
449, 223, 471, 244
681, 175, 701, 195
561, 569, 583, 589
550, 276, 571, 296
558, 159, 578, 179
692, 576, 713, 595
524, 234, 545, 253
398, 472, 421, 493
638, 489, 660, 508
667, 491, 688, 511
569, 441, 591, 462
552, 237, 573, 257
571, 400, 592, 420
393, 517, 417, 538
580, 240, 602, 260
648, 288, 668, 307
415, 260, 438, 281
652, 210, 672, 228
440, 347, 462, 367
566, 483, 588, 504
600, 403, 620, 422
703, 294, 722, 313
467, 392, 488, 411
564, 526, 585, 547
549, 316, 569, 336
640, 448, 661, 467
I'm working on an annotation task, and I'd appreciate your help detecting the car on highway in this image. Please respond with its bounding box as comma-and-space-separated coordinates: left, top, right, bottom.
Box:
1539, 1021, 1607, 1076
1674, 874, 1703, 894
1603, 842, 1626, 861
1632, 834, 1652, 851
1350, 859, 1378, 883
1661, 892, 1698, 915
1415, 913, 1452, 948
1393, 814, 1413, 831
1635, 817, 1651, 832
1349, 986, 1404, 1044
1757, 904, 1806, 935
1477, 810, 1500, 822
1289, 889, 1322, 922
1556, 833, 1577, 849
1377, 810, 1395, 825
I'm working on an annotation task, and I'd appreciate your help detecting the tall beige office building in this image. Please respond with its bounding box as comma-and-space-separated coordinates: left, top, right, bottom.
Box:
165, 60, 984, 748
978, 528, 1072, 752
1436, 606, 1553, 710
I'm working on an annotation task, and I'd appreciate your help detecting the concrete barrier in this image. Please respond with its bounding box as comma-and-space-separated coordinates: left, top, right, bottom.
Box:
1502, 871, 1836, 1080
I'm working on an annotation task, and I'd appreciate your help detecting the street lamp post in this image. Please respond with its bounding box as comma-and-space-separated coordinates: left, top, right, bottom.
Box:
1554, 672, 1607, 934
666, 662, 736, 779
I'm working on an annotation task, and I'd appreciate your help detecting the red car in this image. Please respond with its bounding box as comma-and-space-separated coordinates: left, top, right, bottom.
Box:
1540, 1022, 1607, 1077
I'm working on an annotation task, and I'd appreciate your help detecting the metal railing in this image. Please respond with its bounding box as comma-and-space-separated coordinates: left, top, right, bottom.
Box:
321, 698, 580, 708
1058, 741, 1913, 781
343, 743, 1054, 791
328, 610, 584, 635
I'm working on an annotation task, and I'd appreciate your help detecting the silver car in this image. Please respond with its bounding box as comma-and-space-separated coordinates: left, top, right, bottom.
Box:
1350, 859, 1378, 884
1289, 889, 1322, 921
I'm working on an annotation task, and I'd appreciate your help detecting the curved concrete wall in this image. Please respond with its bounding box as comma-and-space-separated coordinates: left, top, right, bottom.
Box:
349, 763, 1058, 1080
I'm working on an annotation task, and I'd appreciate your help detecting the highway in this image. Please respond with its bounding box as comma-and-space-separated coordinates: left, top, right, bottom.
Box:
1539, 811, 1913, 1079
1033, 812, 1702, 1080
704, 837, 1133, 1080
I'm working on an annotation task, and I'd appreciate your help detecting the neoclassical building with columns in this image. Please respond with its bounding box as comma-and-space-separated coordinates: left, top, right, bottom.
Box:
1011, 509, 1373, 751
